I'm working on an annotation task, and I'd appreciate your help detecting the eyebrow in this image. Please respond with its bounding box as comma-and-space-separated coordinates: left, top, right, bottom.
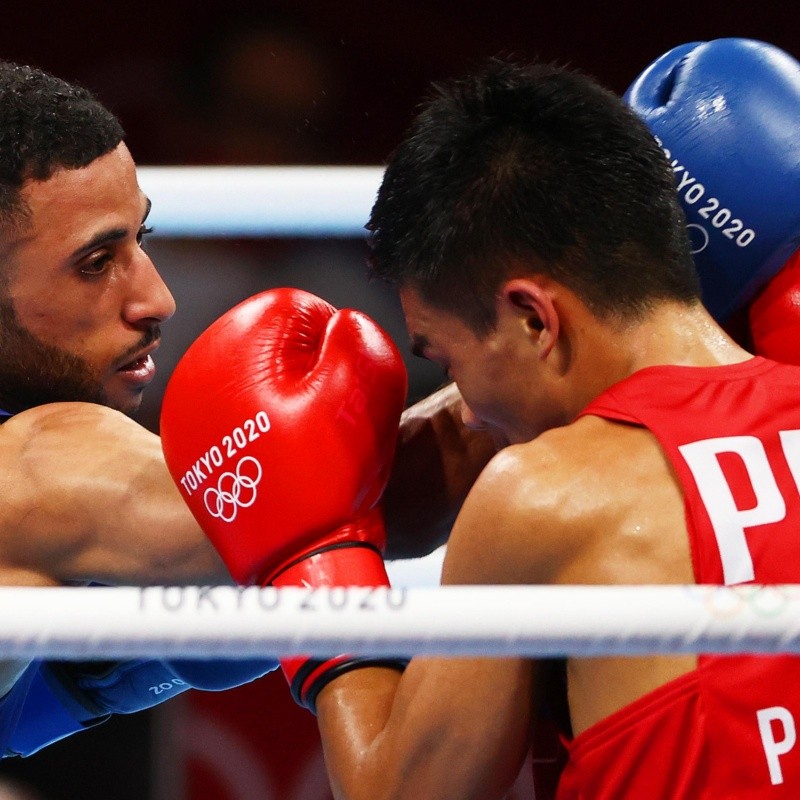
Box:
410, 334, 431, 359
68, 196, 152, 261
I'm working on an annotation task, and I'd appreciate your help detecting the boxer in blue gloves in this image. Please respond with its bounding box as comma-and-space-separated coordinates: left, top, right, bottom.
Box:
0, 61, 280, 758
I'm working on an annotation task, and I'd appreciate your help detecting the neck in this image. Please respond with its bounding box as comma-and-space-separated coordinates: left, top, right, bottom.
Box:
565, 300, 753, 418
621, 301, 751, 370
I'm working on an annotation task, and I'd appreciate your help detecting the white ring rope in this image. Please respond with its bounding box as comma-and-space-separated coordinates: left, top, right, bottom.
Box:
137, 166, 384, 238
2, 584, 800, 660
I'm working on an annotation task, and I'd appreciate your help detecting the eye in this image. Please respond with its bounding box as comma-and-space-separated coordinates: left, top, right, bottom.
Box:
136, 224, 154, 246
79, 253, 112, 276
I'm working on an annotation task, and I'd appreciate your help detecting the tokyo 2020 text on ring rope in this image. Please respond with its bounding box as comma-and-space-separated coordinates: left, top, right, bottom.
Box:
2, 583, 800, 660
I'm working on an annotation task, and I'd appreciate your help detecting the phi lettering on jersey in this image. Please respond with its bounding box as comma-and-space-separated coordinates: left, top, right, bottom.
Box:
758, 706, 797, 785
678, 430, 800, 585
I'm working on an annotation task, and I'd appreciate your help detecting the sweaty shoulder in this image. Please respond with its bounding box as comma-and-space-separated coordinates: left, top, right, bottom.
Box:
0, 401, 227, 587
0, 403, 144, 577
441, 415, 692, 587
3, 400, 139, 430
0, 401, 155, 486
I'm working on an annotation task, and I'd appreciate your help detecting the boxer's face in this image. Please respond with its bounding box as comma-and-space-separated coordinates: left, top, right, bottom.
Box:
401, 283, 561, 446
0, 143, 175, 415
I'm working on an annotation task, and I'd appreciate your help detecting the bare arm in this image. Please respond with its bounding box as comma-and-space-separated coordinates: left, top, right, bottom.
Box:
382, 383, 497, 559
317, 658, 534, 800
0, 402, 231, 586
313, 449, 557, 800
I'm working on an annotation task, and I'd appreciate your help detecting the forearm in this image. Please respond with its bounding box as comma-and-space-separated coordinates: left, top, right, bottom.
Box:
315, 658, 533, 800
316, 667, 404, 800
383, 384, 497, 560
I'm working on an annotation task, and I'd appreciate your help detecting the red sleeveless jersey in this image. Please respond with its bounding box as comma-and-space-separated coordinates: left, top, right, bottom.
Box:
554, 356, 800, 799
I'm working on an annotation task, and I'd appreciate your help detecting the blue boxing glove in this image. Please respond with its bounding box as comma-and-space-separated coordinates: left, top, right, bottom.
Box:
2, 657, 277, 758
38, 659, 190, 721
625, 38, 800, 323
165, 658, 278, 691
0, 661, 107, 758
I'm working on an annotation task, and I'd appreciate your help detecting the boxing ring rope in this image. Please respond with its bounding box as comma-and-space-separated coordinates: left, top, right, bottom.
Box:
3, 584, 800, 660
137, 166, 384, 237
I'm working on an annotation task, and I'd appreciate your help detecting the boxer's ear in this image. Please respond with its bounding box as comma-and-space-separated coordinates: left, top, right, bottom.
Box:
499, 278, 559, 358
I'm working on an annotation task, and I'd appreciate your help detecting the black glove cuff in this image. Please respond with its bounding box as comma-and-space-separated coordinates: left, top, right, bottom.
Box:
291, 657, 409, 714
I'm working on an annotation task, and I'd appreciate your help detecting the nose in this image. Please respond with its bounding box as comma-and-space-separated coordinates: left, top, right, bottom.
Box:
124, 249, 176, 326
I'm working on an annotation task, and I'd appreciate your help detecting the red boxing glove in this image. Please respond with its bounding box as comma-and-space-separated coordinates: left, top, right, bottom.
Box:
749, 249, 800, 366
160, 288, 408, 710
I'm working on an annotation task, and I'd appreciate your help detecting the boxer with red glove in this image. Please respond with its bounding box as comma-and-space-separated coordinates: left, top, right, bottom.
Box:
160, 288, 408, 711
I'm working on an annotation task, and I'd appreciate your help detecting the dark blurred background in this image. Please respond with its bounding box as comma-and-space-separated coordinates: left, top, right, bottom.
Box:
0, 1, 796, 798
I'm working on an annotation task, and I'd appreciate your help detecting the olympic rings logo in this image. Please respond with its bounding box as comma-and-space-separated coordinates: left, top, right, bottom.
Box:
203, 456, 263, 523
685, 584, 794, 620
686, 223, 710, 255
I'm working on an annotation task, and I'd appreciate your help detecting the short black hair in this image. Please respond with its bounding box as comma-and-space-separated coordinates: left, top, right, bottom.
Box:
0, 61, 124, 232
367, 57, 700, 332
